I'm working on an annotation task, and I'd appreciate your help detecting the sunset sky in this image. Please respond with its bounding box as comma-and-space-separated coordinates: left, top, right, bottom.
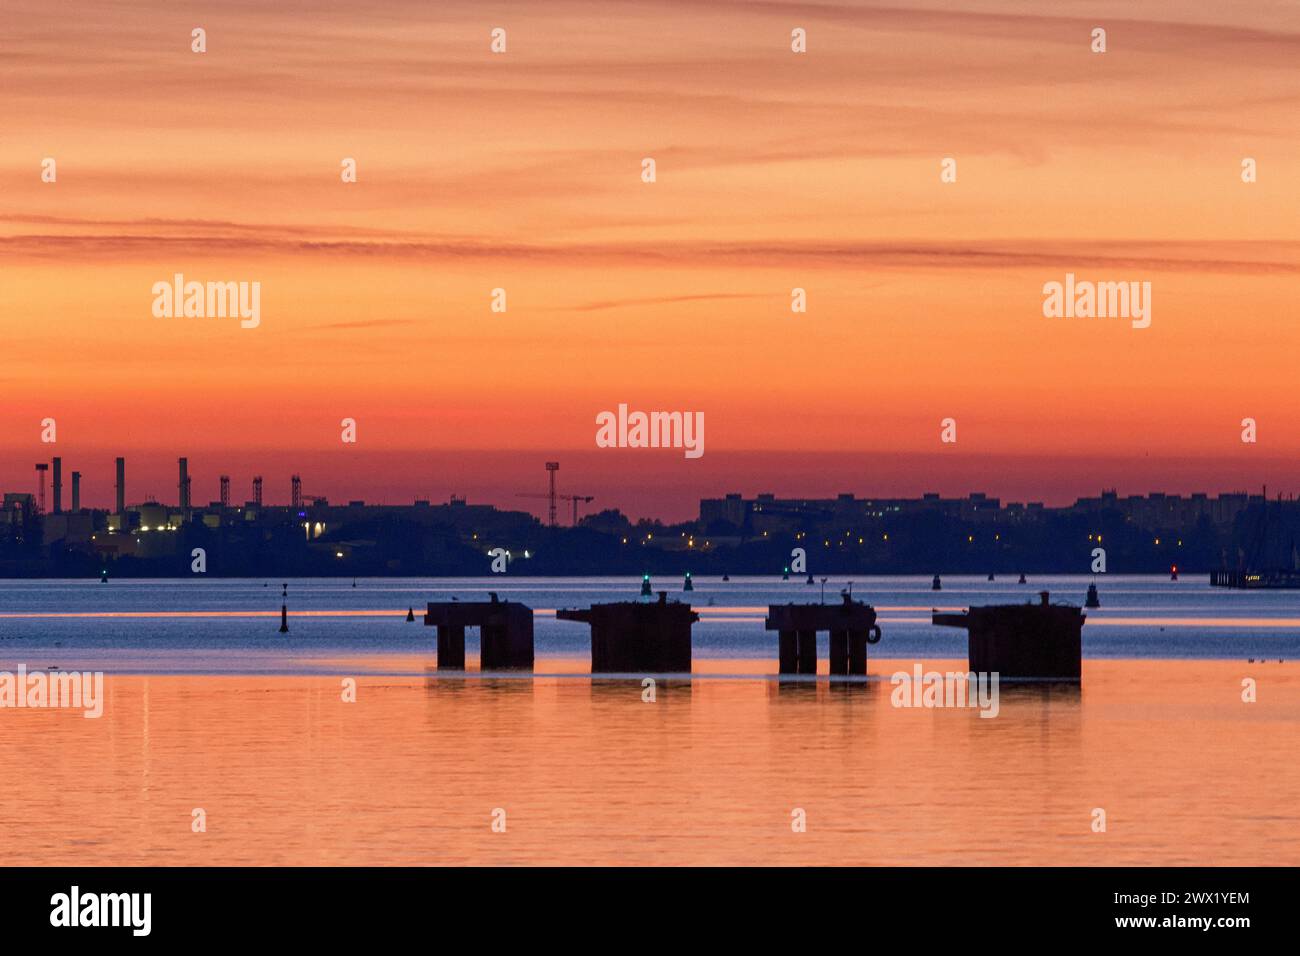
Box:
2, 0, 1298, 519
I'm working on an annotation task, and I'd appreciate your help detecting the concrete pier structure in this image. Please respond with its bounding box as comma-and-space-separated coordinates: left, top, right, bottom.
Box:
932, 591, 1082, 680
424, 593, 534, 671
765, 594, 882, 675
556, 592, 697, 673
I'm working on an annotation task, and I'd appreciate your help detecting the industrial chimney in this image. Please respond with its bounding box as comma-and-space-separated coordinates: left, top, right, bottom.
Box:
35, 463, 48, 514
71, 471, 81, 512
178, 457, 191, 511
115, 457, 125, 514
52, 457, 62, 514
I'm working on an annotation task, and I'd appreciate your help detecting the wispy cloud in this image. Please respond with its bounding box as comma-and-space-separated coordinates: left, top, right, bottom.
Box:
559, 292, 769, 312
296, 318, 420, 332
3, 229, 1297, 275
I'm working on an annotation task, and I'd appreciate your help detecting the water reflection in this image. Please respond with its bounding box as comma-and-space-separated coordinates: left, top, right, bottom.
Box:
0, 660, 1295, 865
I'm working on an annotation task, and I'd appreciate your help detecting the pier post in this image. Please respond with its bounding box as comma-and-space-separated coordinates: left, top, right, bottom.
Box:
778, 630, 798, 674
479, 618, 535, 670
849, 630, 869, 675
512, 619, 535, 669
480, 624, 504, 669
828, 630, 849, 675
796, 630, 817, 674
437, 625, 466, 670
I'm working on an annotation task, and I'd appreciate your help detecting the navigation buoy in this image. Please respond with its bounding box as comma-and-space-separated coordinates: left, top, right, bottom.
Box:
100, 569, 108, 583
683, 572, 694, 592
1170, 565, 1179, 581
782, 566, 790, 581
987, 573, 995, 582
640, 573, 652, 597
1085, 583, 1101, 608
932, 574, 942, 591
280, 583, 289, 633
1018, 573, 1027, 584
406, 607, 415, 622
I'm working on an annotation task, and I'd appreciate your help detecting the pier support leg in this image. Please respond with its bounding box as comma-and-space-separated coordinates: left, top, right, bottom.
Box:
796, 630, 818, 675
481, 624, 503, 670
590, 626, 610, 672
437, 625, 466, 670
848, 630, 868, 676
778, 630, 798, 674
482, 622, 535, 670
829, 630, 849, 675
508, 618, 535, 670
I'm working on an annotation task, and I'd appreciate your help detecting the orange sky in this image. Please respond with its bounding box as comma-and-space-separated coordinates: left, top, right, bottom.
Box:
2, 1, 1298, 519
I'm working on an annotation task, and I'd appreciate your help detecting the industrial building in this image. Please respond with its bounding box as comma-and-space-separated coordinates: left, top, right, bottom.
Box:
699, 489, 1266, 537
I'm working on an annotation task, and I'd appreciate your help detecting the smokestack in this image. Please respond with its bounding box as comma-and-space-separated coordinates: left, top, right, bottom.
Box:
219, 475, 230, 509
115, 457, 125, 514
178, 457, 191, 511
71, 472, 81, 512
52, 457, 62, 514
35, 463, 48, 514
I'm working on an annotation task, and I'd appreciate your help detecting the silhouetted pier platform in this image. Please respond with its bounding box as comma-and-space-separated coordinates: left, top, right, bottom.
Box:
556, 592, 697, 672
424, 593, 534, 670
765, 594, 882, 675
932, 591, 1082, 680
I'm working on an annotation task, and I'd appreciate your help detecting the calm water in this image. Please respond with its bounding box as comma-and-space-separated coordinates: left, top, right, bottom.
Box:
0, 575, 1297, 674
1, 662, 1296, 865
2, 576, 1296, 865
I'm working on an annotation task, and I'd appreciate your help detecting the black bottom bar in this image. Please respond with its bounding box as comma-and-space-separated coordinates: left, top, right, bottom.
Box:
0, 866, 1282, 942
